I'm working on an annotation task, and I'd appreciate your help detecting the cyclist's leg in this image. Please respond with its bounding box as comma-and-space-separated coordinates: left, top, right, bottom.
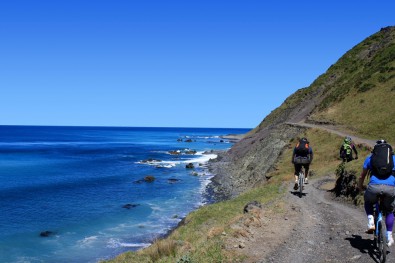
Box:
364, 184, 380, 232
381, 185, 395, 245
294, 164, 301, 190
304, 164, 310, 183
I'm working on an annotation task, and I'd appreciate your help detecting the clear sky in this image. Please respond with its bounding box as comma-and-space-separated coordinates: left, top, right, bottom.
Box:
1, 1, 394, 128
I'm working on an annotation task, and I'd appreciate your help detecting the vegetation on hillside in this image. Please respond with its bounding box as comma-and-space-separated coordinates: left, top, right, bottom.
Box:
254, 26, 395, 143
309, 26, 395, 142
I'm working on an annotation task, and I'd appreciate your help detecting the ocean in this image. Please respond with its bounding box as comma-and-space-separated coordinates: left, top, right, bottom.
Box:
0, 126, 249, 263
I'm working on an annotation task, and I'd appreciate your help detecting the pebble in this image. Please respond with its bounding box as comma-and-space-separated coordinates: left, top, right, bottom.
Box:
350, 255, 361, 260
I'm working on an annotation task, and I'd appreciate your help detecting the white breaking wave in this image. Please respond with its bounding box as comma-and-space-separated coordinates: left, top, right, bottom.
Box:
136, 152, 217, 168
107, 238, 151, 248
77, 236, 99, 248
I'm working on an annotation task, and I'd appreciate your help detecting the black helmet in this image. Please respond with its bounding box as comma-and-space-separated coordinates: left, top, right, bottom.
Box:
300, 137, 309, 143
376, 139, 387, 145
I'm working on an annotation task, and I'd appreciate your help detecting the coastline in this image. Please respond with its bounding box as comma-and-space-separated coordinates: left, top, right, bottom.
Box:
106, 132, 246, 262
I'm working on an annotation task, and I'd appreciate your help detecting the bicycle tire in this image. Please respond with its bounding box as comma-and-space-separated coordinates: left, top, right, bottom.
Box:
378, 220, 387, 263
298, 171, 304, 197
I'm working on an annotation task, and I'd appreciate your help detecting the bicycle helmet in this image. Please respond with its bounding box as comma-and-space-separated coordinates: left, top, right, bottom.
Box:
300, 137, 309, 143
376, 139, 387, 145
344, 136, 352, 144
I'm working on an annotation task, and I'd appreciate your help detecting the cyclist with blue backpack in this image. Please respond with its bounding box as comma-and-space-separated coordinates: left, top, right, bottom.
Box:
357, 139, 395, 246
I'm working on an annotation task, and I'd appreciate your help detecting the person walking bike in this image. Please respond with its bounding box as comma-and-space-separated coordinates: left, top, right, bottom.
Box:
292, 137, 313, 190
358, 139, 395, 247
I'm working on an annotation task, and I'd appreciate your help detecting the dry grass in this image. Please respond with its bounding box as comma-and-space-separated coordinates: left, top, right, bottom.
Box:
142, 239, 177, 262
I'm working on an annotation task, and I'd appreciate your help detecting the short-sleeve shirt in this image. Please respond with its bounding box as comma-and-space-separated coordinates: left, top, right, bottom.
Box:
364, 155, 395, 186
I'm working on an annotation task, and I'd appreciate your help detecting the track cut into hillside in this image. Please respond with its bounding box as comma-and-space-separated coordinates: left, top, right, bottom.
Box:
230, 123, 391, 263
228, 174, 390, 263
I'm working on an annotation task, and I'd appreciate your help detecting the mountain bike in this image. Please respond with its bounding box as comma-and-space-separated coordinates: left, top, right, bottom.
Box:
298, 167, 305, 197
373, 195, 387, 263
294, 156, 309, 198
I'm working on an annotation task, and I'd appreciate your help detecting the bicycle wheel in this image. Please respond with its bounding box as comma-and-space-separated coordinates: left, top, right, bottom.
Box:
378, 220, 387, 263
298, 171, 304, 197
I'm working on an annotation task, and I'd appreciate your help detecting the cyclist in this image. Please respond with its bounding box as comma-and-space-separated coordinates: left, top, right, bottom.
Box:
292, 137, 313, 190
339, 136, 358, 162
357, 139, 395, 246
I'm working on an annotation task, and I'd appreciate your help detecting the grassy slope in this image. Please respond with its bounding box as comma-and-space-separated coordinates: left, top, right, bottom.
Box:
252, 26, 395, 143
308, 27, 395, 143
106, 182, 283, 263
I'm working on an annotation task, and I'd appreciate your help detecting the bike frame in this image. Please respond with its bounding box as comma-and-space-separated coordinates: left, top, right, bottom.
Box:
374, 196, 387, 263
298, 167, 305, 197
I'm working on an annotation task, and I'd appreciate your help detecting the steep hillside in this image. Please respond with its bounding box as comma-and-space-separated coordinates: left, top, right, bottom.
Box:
210, 26, 395, 198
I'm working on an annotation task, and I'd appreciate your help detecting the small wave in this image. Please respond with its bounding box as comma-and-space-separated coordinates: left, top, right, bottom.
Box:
135, 160, 177, 168
77, 236, 99, 248
107, 238, 151, 248
136, 152, 217, 168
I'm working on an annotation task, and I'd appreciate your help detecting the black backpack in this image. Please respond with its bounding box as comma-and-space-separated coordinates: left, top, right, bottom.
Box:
295, 139, 309, 157
370, 143, 394, 179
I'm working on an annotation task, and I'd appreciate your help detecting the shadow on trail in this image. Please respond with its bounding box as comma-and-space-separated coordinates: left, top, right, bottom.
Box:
345, 234, 390, 263
290, 190, 308, 198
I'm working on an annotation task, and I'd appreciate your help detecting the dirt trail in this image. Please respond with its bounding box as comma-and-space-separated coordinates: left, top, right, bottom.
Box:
286, 122, 376, 147
264, 177, 380, 263
234, 123, 392, 262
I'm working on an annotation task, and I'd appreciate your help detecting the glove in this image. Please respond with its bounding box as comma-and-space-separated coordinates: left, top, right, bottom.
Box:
355, 156, 358, 160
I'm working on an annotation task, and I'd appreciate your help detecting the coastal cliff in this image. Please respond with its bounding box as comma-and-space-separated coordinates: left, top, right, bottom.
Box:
209, 26, 395, 199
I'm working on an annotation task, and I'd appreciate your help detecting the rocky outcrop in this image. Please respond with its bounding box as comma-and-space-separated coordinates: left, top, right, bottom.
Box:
185, 163, 194, 169
122, 204, 140, 209
40, 231, 54, 237
209, 124, 305, 198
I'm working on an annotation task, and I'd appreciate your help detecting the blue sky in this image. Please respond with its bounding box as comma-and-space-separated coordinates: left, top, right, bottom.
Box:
1, 1, 394, 128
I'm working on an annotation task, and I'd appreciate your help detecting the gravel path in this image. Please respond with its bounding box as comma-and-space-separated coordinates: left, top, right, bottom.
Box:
260, 123, 391, 262
262, 176, 390, 263
286, 122, 376, 147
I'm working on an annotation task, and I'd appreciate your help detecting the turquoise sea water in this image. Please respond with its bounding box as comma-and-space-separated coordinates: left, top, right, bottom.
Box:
0, 126, 249, 263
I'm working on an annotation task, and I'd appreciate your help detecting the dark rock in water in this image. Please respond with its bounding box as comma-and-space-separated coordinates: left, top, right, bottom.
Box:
144, 176, 155, 182
122, 204, 140, 209
169, 150, 181, 155
40, 231, 54, 237
177, 138, 183, 142
168, 178, 181, 183
185, 150, 197, 155
220, 140, 224, 143
185, 163, 194, 169
185, 139, 193, 142
243, 201, 262, 214
134, 176, 156, 183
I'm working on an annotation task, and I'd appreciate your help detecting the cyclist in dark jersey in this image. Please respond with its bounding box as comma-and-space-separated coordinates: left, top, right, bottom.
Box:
292, 137, 313, 190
